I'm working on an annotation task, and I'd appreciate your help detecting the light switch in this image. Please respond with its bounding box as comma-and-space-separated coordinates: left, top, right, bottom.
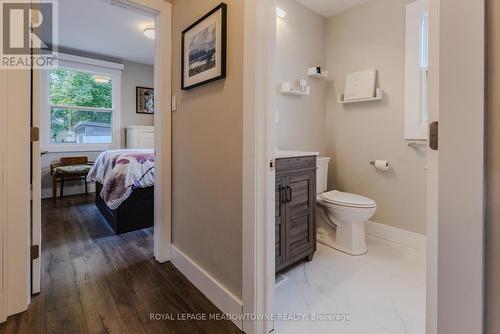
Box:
171, 95, 177, 111
275, 109, 279, 123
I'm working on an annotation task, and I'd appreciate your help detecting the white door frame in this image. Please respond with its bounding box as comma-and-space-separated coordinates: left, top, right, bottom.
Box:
242, 0, 276, 333
427, 0, 485, 333
0, 0, 172, 322
242, 0, 485, 333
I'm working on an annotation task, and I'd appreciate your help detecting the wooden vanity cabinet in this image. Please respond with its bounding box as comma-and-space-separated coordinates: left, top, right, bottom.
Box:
275, 156, 317, 273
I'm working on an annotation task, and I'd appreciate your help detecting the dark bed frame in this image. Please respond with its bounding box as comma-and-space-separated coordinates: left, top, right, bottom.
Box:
95, 182, 154, 234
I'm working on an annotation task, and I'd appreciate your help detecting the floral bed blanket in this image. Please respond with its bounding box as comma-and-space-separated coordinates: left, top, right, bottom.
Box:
87, 149, 155, 210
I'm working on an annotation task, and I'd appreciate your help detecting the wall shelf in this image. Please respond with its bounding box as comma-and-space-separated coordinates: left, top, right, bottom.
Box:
307, 67, 328, 79
280, 82, 310, 96
338, 88, 384, 104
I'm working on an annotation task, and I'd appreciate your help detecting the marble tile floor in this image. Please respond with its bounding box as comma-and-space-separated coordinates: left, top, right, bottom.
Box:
275, 235, 426, 334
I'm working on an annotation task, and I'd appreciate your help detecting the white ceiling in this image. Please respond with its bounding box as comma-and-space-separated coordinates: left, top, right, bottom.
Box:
57, 0, 155, 65
296, 0, 370, 17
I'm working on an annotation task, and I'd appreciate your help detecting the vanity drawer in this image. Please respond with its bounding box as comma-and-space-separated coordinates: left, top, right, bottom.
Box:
276, 156, 316, 174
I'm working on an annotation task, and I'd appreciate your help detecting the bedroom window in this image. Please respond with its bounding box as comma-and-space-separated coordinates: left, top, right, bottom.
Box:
41, 54, 123, 152
404, 0, 429, 140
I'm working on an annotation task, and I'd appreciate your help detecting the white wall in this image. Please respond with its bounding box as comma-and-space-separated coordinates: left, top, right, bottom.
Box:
121, 60, 155, 147
275, 0, 327, 154
325, 0, 427, 234
40, 60, 154, 198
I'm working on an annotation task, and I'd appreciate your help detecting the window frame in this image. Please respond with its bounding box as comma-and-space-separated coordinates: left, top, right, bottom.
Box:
404, 0, 429, 140
40, 54, 123, 152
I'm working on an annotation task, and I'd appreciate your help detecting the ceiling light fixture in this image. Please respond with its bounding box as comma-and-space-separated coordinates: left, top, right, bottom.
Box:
276, 7, 286, 18
143, 25, 155, 39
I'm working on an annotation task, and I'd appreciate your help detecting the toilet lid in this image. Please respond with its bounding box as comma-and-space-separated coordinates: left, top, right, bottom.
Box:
322, 190, 376, 208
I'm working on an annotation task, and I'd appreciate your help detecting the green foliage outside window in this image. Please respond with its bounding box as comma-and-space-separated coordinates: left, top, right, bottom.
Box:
49, 69, 113, 141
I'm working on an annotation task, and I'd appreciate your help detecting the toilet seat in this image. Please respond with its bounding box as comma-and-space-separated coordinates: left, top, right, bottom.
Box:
321, 190, 376, 209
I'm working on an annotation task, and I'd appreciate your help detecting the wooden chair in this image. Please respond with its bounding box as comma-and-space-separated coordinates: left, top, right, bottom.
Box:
50, 157, 94, 199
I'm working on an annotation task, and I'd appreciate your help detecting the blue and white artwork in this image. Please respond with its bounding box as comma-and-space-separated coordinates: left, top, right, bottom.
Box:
188, 23, 216, 77
182, 3, 226, 90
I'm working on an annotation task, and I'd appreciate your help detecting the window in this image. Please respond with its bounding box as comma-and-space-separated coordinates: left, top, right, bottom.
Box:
41, 54, 123, 151
405, 0, 429, 140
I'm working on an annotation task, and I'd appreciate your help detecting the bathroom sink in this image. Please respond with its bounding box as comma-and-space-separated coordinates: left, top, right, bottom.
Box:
275, 150, 319, 159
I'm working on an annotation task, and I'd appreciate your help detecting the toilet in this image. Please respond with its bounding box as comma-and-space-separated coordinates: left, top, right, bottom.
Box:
316, 157, 377, 256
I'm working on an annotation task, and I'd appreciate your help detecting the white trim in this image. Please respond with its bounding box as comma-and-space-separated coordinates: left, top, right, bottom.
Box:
55, 52, 125, 71
41, 183, 96, 199
428, 0, 485, 333
150, 0, 172, 264
242, 0, 276, 333
365, 221, 427, 251
171, 246, 243, 329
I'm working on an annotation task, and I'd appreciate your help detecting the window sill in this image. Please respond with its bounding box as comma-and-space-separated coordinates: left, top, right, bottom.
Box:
42, 144, 118, 154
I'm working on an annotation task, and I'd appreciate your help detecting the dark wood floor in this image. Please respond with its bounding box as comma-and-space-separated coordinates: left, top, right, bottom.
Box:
0, 194, 241, 334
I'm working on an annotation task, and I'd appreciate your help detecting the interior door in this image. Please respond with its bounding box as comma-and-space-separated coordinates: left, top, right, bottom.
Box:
31, 66, 42, 295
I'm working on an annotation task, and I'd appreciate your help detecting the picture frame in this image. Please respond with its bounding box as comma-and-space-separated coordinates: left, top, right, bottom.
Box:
136, 86, 155, 114
182, 3, 227, 90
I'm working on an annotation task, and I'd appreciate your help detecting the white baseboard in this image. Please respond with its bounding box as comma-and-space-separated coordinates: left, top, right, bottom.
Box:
171, 246, 243, 330
41, 183, 96, 199
365, 221, 427, 251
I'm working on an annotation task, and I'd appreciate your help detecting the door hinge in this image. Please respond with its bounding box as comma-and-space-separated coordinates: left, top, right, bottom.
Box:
429, 121, 438, 150
31, 245, 40, 260
270, 159, 276, 170
30, 127, 40, 142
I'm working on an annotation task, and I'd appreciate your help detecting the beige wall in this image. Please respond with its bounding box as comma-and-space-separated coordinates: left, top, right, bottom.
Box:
325, 0, 427, 234
40, 60, 154, 197
486, 0, 500, 332
275, 0, 327, 154
171, 0, 243, 298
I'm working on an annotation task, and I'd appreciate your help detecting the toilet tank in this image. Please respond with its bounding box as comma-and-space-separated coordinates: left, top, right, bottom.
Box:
316, 157, 331, 195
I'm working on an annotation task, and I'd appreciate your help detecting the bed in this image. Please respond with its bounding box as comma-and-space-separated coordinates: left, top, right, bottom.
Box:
87, 149, 155, 234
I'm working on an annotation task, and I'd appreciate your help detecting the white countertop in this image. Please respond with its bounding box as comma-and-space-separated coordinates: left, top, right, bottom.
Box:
275, 150, 320, 159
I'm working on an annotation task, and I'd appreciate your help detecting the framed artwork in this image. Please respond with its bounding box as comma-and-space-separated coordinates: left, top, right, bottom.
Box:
136, 87, 154, 114
182, 3, 227, 90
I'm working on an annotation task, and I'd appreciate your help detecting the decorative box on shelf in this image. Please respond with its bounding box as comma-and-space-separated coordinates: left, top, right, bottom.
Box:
307, 67, 328, 79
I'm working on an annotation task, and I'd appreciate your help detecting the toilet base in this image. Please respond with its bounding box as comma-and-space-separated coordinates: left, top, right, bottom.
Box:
316, 209, 368, 256
317, 230, 368, 256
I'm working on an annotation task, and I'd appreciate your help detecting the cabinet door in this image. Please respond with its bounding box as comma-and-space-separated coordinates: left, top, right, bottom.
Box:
275, 176, 287, 268
285, 170, 316, 260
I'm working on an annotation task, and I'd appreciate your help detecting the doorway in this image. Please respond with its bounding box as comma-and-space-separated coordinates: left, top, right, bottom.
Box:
242, 0, 485, 334
29, 0, 172, 308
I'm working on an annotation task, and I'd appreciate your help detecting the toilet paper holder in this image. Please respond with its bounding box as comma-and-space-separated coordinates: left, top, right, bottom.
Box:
369, 160, 390, 169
